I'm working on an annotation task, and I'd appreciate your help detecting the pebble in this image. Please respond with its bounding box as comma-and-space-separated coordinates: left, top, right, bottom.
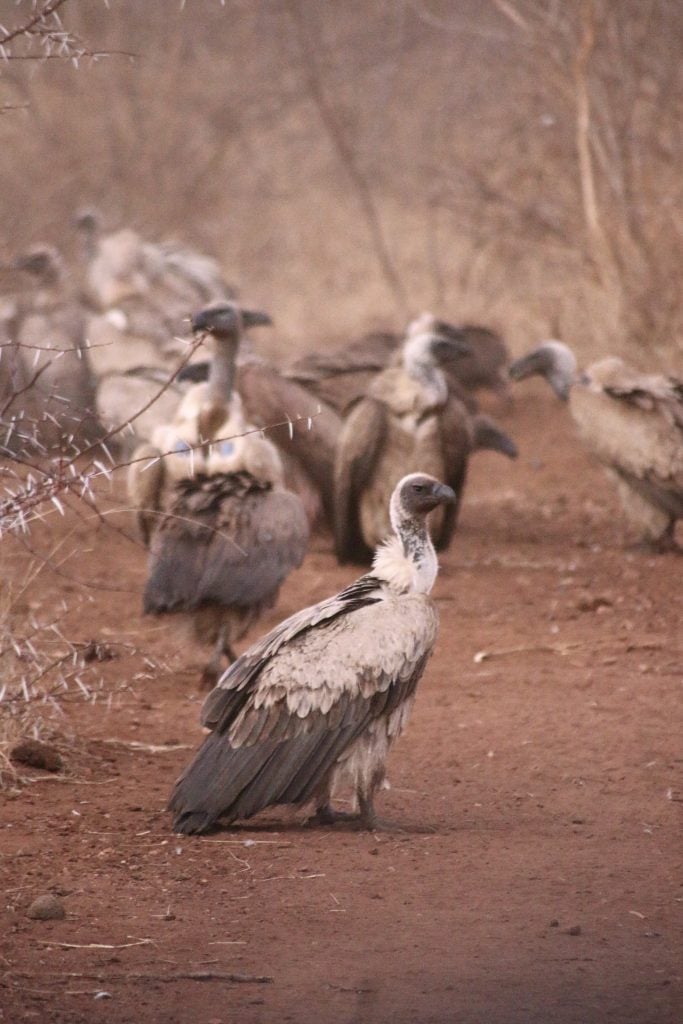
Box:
26, 894, 66, 920
567, 924, 582, 936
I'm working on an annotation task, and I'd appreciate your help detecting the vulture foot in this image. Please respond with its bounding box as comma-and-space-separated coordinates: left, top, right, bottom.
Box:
306, 804, 358, 827
631, 528, 681, 555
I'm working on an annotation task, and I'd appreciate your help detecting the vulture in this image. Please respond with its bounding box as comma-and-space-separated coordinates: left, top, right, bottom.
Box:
76, 208, 235, 332
168, 471, 455, 834
333, 315, 517, 564
509, 341, 683, 551
285, 314, 511, 414
13, 245, 102, 453
128, 302, 310, 687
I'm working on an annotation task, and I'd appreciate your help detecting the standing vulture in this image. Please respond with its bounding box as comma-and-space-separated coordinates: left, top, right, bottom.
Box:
333, 316, 517, 564
509, 341, 683, 551
168, 471, 455, 834
128, 302, 310, 687
13, 245, 102, 453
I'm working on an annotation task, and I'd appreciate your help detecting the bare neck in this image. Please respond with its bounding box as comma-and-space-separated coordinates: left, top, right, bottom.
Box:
206, 336, 239, 407
402, 335, 447, 406
373, 513, 439, 595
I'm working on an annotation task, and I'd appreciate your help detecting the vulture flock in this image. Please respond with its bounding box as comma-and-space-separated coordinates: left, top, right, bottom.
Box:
2, 213, 682, 833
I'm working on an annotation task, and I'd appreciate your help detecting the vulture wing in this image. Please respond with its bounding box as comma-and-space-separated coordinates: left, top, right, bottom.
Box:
333, 397, 388, 563
236, 362, 341, 523
286, 332, 399, 413
434, 395, 471, 550
127, 443, 166, 547
143, 473, 309, 613
602, 374, 683, 432
168, 578, 438, 833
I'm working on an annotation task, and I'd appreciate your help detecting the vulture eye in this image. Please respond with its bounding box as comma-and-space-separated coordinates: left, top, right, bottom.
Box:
412, 484, 425, 493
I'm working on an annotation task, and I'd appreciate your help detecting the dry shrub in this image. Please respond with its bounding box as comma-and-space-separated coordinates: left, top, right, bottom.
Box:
0, 1, 680, 364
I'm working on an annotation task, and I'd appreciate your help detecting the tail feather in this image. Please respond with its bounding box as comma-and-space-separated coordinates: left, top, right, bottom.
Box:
168, 715, 372, 833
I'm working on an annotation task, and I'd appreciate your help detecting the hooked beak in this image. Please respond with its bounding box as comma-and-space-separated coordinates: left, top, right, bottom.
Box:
241, 308, 273, 329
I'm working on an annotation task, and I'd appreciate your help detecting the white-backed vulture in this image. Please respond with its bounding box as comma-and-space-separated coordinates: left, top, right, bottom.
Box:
285, 315, 510, 414
509, 341, 683, 551
333, 317, 517, 564
129, 302, 309, 687
168, 471, 455, 834
13, 245, 102, 453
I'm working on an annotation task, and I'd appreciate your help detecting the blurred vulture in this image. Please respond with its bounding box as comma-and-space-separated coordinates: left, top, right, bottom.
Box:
13, 245, 102, 452
178, 358, 341, 527
509, 341, 683, 551
0, 296, 39, 457
168, 472, 455, 834
128, 302, 309, 687
334, 316, 517, 564
285, 314, 510, 413
76, 208, 234, 328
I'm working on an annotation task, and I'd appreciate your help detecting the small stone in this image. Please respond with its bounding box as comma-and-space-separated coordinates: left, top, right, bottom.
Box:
549, 919, 559, 927
10, 739, 62, 773
567, 924, 582, 936
27, 894, 65, 920
163, 911, 176, 921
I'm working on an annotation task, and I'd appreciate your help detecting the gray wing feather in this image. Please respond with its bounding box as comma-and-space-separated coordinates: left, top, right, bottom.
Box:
333, 397, 388, 563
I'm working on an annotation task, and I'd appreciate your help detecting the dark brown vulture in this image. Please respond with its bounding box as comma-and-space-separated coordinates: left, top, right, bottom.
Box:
285, 313, 510, 414
509, 340, 683, 551
168, 471, 455, 834
333, 318, 517, 564
128, 302, 309, 687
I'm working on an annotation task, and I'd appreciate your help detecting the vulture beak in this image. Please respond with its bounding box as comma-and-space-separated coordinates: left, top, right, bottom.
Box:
241, 309, 273, 329
177, 360, 210, 384
433, 481, 457, 505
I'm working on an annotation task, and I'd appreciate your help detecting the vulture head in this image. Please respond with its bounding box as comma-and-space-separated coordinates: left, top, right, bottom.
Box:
13, 245, 64, 286
391, 473, 456, 526
402, 329, 471, 372
471, 414, 518, 459
508, 340, 578, 401
191, 302, 272, 339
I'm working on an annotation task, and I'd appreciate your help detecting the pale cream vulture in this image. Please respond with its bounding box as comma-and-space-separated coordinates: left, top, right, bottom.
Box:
509, 341, 683, 551
128, 302, 309, 687
168, 472, 455, 834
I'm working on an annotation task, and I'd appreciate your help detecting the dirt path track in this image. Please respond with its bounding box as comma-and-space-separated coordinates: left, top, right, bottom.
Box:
1, 392, 681, 1024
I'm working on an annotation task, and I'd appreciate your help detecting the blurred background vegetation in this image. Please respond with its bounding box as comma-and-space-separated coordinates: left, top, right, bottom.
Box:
0, 0, 681, 364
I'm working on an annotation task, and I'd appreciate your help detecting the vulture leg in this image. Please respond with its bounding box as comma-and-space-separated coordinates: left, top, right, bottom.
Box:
648, 519, 680, 555
199, 626, 237, 691
357, 792, 378, 830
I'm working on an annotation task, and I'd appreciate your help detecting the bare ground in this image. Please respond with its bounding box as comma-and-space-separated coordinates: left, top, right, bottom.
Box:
1, 391, 681, 1024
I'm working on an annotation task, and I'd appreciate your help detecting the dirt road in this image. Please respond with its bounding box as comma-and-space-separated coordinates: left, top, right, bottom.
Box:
1, 392, 681, 1024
